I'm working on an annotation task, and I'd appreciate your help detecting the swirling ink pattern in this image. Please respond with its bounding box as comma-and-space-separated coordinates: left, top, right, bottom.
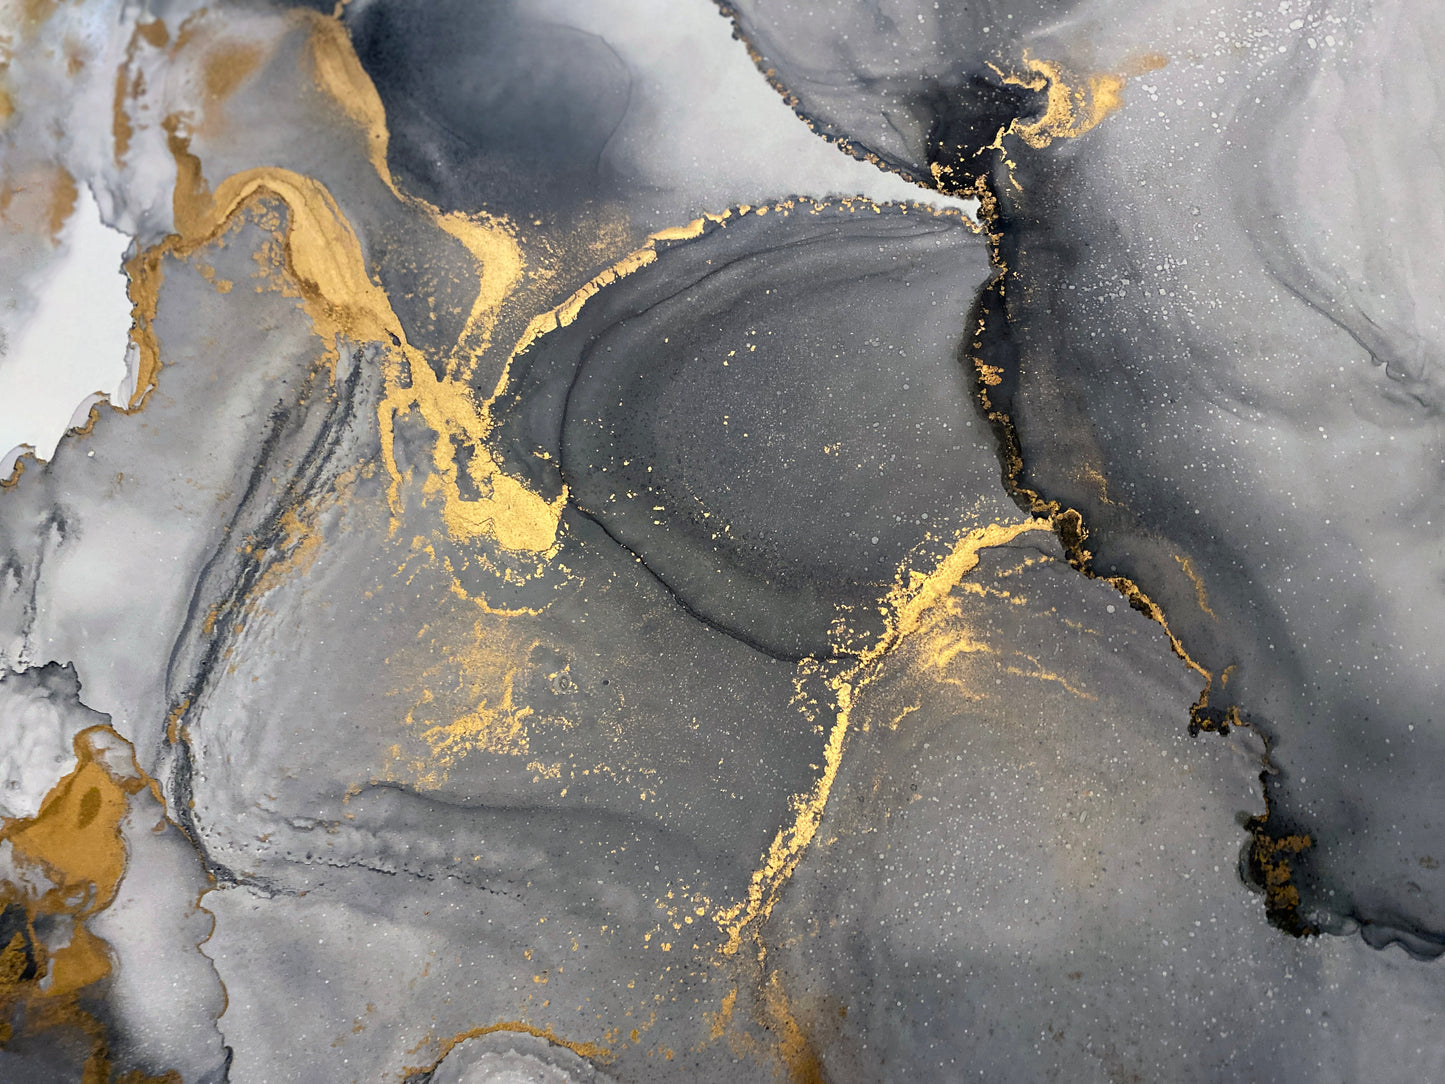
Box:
0, 0, 1441, 1080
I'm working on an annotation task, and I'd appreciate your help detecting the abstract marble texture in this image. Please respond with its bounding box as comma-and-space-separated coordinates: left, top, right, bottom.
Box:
0, 0, 1440, 1081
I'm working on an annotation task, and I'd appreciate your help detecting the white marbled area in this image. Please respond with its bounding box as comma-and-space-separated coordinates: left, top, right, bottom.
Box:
0, 0, 970, 472
90, 781, 230, 1080
0, 0, 214, 462
520, 0, 970, 226
0, 186, 133, 469
428, 1031, 617, 1084
0, 666, 95, 821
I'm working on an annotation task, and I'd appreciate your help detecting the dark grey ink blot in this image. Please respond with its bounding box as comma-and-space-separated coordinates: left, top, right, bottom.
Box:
349, 0, 631, 217
723, 0, 1445, 951
716, 0, 1049, 185
498, 201, 1006, 659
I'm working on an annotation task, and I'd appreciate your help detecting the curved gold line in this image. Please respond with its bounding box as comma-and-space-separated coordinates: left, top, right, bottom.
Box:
716, 516, 1055, 956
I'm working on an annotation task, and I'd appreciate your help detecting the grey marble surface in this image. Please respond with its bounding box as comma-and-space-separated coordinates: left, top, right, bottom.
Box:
0, 0, 1440, 1080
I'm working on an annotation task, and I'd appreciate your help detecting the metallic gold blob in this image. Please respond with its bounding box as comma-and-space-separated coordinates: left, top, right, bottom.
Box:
997, 51, 1168, 150
0, 726, 170, 1081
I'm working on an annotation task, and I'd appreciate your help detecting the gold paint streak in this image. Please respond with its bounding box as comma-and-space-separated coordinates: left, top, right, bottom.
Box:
500, 210, 724, 376
415, 398, 566, 552
433, 209, 524, 376
886, 703, 921, 732
1102, 572, 1243, 732
1002, 657, 1097, 701
0, 451, 32, 490
303, 11, 395, 193
408, 540, 546, 616
46, 166, 77, 244
246, 457, 363, 604
106, 15, 557, 557
928, 630, 990, 671
761, 973, 825, 1084
150, 108, 561, 552
717, 517, 1054, 955
113, 21, 168, 166
956, 579, 1027, 606
164, 699, 191, 745
1078, 463, 1122, 508
404, 1021, 608, 1076
303, 12, 526, 377
1174, 553, 1217, 618
420, 209, 751, 552
419, 667, 535, 761
304, 21, 551, 552
176, 177, 384, 363
135, 17, 968, 572
997, 52, 1167, 149
1103, 574, 1209, 688
201, 42, 263, 103
707, 987, 738, 1040
887, 521, 1053, 648
963, 204, 1235, 737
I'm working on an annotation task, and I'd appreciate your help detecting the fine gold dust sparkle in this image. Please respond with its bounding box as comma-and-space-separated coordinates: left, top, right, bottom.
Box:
715, 517, 1055, 957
